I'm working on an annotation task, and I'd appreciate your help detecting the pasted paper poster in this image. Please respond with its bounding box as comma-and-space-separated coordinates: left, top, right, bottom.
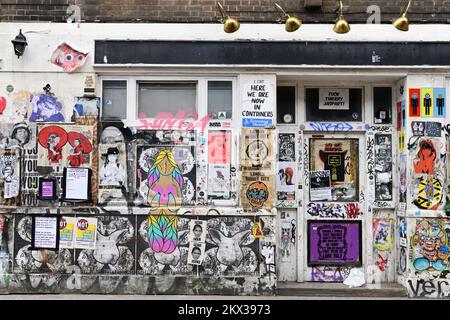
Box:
32, 216, 58, 250
310, 170, 332, 201
75, 217, 97, 250
59, 216, 76, 249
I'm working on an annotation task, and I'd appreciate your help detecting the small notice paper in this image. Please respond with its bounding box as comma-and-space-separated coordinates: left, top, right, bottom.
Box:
31, 216, 59, 250
310, 170, 332, 201
64, 167, 90, 201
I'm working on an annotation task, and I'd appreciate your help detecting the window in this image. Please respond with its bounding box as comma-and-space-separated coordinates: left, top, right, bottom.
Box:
277, 86, 296, 124
208, 81, 232, 120
138, 82, 197, 118
305, 88, 363, 122
309, 138, 359, 202
102, 80, 127, 119
373, 87, 392, 124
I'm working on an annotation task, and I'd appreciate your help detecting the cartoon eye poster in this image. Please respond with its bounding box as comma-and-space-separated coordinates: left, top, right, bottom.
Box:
37, 124, 94, 168
309, 138, 359, 202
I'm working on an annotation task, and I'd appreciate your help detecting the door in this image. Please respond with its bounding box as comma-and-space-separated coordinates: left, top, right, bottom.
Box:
302, 133, 366, 282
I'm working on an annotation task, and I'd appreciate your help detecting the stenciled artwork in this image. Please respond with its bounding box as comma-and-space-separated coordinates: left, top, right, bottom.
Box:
374, 134, 393, 201
241, 128, 274, 170
29, 94, 65, 123
434, 88, 446, 117
409, 88, 421, 117
412, 219, 449, 272
310, 139, 359, 202
307, 220, 362, 266
207, 130, 231, 200
51, 42, 88, 73
37, 124, 94, 167
409, 87, 446, 118
421, 88, 434, 117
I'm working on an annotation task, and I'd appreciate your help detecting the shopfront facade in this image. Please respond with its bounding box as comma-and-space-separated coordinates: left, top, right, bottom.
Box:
0, 23, 450, 297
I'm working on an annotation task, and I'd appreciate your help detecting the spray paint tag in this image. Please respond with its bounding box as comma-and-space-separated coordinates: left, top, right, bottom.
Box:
253, 222, 264, 238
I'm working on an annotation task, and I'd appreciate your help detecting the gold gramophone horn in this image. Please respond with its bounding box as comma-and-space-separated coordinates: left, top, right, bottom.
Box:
274, 3, 302, 32
393, 0, 411, 32
333, 0, 350, 34
217, 2, 240, 33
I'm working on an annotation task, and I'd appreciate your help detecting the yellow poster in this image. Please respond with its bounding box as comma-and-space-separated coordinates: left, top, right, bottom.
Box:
75, 217, 97, 250
421, 88, 434, 117
59, 216, 76, 249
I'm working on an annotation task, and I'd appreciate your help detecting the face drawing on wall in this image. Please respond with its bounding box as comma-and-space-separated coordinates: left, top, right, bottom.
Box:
245, 181, 269, 208
38, 126, 68, 165
29, 95, 65, 122
414, 139, 437, 174
50, 43, 88, 73
67, 132, 93, 167
209, 229, 251, 267
100, 147, 126, 186
246, 140, 268, 167
412, 219, 449, 272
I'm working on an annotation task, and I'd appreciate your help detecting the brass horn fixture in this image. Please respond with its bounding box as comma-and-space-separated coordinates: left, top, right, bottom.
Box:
274, 3, 302, 32
217, 2, 240, 33
393, 0, 411, 31
333, 0, 350, 34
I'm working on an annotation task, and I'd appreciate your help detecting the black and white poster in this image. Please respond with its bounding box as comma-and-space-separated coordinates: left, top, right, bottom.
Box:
310, 170, 332, 201
31, 216, 59, 251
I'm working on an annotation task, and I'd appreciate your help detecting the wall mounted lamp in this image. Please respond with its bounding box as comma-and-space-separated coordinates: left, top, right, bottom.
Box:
393, 0, 411, 31
333, 0, 350, 34
217, 2, 240, 33
274, 3, 302, 32
11, 29, 28, 58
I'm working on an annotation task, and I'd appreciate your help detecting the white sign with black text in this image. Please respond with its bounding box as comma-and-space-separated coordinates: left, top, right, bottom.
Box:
319, 88, 350, 110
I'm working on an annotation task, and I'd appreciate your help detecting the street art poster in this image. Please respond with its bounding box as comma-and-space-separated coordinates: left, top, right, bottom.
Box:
29, 94, 65, 122
0, 122, 36, 150
0, 151, 20, 199
242, 175, 275, 209
30, 216, 59, 251
434, 88, 446, 117
411, 121, 425, 136
207, 130, 231, 200
374, 134, 393, 201
62, 167, 91, 202
276, 162, 296, 195
74, 217, 97, 250
309, 170, 332, 202
72, 96, 100, 119
278, 133, 296, 162
0, 90, 32, 123
421, 88, 434, 117
188, 220, 207, 243
241, 80, 274, 128
309, 139, 359, 202
241, 128, 275, 170
50, 42, 88, 73
187, 242, 206, 266
373, 218, 394, 253
413, 138, 442, 175
413, 176, 444, 210
307, 220, 362, 266
37, 124, 94, 167
409, 88, 420, 117
99, 144, 127, 188
59, 216, 76, 249
398, 217, 407, 248
412, 219, 449, 272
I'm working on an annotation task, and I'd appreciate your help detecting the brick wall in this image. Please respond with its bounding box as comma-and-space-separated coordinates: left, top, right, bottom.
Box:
1, 0, 450, 24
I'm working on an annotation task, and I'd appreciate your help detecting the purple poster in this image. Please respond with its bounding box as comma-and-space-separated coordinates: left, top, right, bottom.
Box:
308, 220, 362, 266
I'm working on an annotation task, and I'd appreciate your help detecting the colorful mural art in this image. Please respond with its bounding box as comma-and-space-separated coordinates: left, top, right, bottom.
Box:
412, 219, 449, 272
50, 43, 89, 73
29, 95, 65, 122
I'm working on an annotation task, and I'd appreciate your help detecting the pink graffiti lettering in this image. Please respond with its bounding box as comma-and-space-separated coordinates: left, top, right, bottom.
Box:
136, 111, 211, 132
376, 254, 388, 271
345, 203, 361, 219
